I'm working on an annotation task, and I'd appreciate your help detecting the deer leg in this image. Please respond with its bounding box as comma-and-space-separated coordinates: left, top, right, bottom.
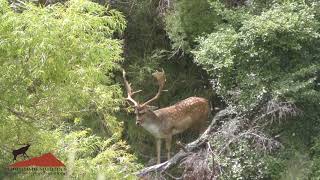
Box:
165, 136, 172, 161
156, 138, 161, 164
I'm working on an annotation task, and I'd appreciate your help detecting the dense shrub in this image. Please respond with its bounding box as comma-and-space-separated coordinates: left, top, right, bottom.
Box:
0, 0, 140, 179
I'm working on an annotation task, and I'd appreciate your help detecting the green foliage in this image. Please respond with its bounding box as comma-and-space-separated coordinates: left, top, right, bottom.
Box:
216, 140, 268, 179
208, 135, 285, 180
55, 129, 141, 179
279, 152, 311, 180
164, 0, 320, 179
194, 2, 320, 107
0, 0, 141, 179
310, 137, 320, 178
165, 0, 221, 52
193, 27, 239, 98
1, 0, 319, 178
0, 0, 126, 125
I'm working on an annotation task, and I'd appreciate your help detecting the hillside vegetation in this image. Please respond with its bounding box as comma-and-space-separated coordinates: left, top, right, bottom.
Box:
0, 0, 319, 179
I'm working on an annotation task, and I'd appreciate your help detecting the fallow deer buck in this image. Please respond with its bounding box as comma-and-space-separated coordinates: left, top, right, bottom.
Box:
123, 69, 209, 164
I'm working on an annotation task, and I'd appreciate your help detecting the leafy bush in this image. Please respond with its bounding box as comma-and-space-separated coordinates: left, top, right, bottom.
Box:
214, 140, 282, 179
164, 1, 320, 179
56, 129, 141, 179
0, 0, 141, 179
165, 0, 221, 52
194, 2, 320, 108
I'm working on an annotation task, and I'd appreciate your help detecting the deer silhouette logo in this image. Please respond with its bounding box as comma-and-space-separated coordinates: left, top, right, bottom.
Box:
12, 144, 31, 161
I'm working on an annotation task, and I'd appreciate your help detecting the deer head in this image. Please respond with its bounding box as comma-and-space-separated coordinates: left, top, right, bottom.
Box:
122, 69, 166, 126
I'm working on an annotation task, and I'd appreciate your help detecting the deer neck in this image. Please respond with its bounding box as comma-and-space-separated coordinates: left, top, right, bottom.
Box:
140, 110, 163, 138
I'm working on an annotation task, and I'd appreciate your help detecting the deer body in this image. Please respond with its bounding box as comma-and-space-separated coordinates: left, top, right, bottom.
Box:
141, 97, 209, 138
122, 69, 210, 164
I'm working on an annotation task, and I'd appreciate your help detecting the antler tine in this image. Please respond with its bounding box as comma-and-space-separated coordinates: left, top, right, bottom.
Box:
122, 70, 139, 107
141, 69, 166, 107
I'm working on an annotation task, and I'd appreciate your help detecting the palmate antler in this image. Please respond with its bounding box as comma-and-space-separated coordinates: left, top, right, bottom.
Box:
141, 69, 166, 107
122, 69, 166, 108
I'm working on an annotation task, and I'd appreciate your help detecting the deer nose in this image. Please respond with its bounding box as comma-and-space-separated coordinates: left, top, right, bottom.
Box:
136, 121, 141, 126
